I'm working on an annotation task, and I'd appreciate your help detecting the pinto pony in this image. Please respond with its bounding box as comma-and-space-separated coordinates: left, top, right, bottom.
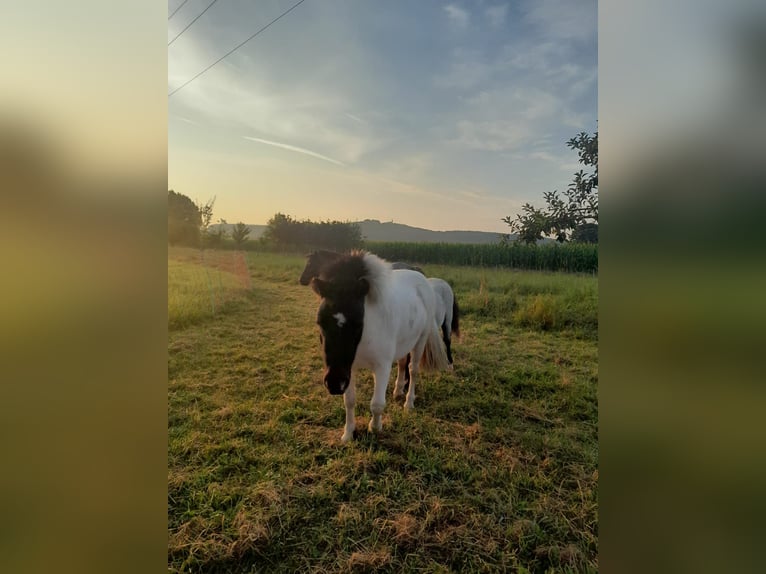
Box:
300, 249, 460, 382
310, 251, 450, 442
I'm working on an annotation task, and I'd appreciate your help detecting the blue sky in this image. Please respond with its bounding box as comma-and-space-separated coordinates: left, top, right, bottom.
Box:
168, 0, 597, 232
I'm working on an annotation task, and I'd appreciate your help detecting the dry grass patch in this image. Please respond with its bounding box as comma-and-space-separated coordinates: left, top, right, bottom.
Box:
347, 548, 392, 571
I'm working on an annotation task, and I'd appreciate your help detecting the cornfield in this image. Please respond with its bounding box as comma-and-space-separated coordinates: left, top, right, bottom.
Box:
364, 241, 598, 273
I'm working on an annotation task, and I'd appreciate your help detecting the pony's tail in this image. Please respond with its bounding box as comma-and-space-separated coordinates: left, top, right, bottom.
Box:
451, 297, 460, 339
420, 322, 451, 372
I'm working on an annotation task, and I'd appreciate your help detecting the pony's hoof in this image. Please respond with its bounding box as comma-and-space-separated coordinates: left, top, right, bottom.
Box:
447, 363, 454, 371
393, 390, 405, 400
341, 430, 354, 443
403, 402, 415, 412
367, 420, 382, 433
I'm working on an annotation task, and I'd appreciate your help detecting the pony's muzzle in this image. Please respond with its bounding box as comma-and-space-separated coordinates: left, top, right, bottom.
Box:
324, 370, 349, 395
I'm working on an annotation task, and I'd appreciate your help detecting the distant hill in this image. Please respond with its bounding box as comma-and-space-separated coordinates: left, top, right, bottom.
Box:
210, 223, 268, 239
210, 220, 511, 244
356, 219, 508, 244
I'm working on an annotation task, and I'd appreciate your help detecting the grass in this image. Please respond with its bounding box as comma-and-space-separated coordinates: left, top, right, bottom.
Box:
168, 249, 598, 573
168, 248, 253, 329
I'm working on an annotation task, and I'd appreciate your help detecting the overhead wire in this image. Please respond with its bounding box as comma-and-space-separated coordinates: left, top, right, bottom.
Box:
168, 0, 190, 20
168, 0, 308, 98
168, 0, 221, 47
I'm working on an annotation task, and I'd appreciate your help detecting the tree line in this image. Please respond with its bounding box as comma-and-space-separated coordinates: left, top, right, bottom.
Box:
168, 193, 361, 251
261, 213, 362, 251
168, 191, 253, 248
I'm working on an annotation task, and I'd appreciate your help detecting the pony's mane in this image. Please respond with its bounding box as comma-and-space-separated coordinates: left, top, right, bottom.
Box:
358, 250, 391, 303
320, 250, 392, 303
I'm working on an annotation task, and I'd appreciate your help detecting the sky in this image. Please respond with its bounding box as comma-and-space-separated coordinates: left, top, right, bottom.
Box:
168, 0, 597, 233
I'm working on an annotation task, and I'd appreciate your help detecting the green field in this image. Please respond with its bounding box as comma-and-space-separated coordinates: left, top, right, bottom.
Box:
168, 248, 598, 573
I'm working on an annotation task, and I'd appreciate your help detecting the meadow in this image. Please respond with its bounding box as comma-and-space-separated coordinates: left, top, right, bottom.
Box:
168, 247, 598, 573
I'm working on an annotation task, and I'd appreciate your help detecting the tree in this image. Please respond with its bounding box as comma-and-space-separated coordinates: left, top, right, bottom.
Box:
198, 196, 216, 238
503, 130, 598, 244
231, 222, 251, 248
262, 213, 294, 246
168, 190, 201, 246
263, 213, 362, 250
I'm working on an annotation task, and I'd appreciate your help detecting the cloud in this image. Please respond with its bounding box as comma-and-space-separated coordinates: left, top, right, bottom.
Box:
444, 4, 469, 28
453, 120, 534, 151
463, 85, 562, 122
522, 0, 597, 42
433, 48, 492, 90
562, 111, 589, 129
485, 5, 508, 28
169, 1, 595, 230
344, 113, 367, 124
377, 153, 434, 183
243, 136, 346, 167
173, 116, 201, 126
168, 20, 400, 166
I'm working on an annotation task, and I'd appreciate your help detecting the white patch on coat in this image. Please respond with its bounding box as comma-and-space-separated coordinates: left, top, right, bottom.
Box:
333, 312, 347, 327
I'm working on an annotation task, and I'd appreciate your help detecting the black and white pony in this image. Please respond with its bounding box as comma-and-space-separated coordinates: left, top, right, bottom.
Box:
310, 251, 450, 442
299, 250, 460, 374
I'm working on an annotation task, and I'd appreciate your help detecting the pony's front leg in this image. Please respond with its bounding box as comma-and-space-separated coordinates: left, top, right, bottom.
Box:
341, 375, 356, 443
368, 365, 391, 433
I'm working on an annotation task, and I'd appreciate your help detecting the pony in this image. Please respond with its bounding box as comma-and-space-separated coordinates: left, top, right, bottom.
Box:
428, 278, 460, 367
299, 250, 423, 285
397, 278, 460, 394
310, 251, 450, 442
299, 250, 460, 381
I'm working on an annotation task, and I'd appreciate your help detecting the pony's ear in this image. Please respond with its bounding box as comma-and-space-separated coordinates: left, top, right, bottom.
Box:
355, 277, 369, 297
310, 277, 328, 297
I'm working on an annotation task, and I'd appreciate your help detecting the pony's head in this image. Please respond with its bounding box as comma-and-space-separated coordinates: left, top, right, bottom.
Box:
310, 251, 389, 395
299, 250, 342, 285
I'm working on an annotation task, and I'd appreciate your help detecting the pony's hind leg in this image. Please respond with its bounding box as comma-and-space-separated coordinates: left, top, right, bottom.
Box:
441, 322, 454, 370
368, 364, 391, 433
405, 358, 419, 411
341, 375, 356, 443
393, 357, 409, 399
405, 341, 427, 411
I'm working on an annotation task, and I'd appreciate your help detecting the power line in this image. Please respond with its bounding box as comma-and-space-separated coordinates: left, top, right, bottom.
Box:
168, 0, 308, 98
168, 0, 220, 47
168, 0, 190, 20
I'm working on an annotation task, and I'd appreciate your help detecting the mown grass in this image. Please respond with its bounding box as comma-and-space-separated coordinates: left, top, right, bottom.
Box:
168, 250, 598, 573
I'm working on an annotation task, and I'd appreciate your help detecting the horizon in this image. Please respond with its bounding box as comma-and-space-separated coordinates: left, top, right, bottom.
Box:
211, 217, 507, 235
169, 1, 596, 234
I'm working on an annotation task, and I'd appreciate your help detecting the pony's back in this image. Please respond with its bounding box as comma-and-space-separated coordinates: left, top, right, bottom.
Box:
427, 278, 455, 330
